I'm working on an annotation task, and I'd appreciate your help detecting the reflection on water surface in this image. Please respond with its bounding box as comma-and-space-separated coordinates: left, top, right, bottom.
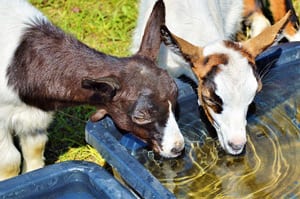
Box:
134, 43, 300, 198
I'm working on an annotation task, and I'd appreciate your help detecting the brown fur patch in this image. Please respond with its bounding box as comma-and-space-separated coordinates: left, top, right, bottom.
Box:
196, 64, 224, 124
269, 0, 299, 36
270, 0, 287, 22
285, 20, 298, 35
192, 53, 229, 79
199, 91, 223, 124
224, 40, 256, 64
201, 102, 214, 124
170, 33, 203, 63
243, 0, 264, 18
190, 53, 228, 122
201, 87, 223, 113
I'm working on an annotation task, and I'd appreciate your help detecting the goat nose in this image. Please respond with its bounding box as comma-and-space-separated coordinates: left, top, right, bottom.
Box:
171, 146, 183, 154
171, 141, 184, 154
228, 142, 244, 151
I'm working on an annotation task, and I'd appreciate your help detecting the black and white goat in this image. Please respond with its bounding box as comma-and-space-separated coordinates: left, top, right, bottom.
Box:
0, 0, 184, 180
132, 0, 290, 155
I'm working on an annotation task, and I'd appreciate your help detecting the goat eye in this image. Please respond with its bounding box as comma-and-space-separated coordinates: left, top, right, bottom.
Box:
153, 134, 162, 142
133, 115, 144, 121
202, 96, 223, 113
203, 96, 215, 106
133, 115, 146, 123
131, 113, 153, 125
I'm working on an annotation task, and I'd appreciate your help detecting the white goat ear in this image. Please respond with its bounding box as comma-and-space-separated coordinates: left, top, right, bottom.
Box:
137, 0, 165, 61
160, 25, 203, 64
242, 10, 291, 58
81, 77, 120, 99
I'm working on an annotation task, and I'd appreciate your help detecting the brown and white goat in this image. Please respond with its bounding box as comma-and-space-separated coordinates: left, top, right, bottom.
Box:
0, 0, 184, 180
133, 0, 290, 155
132, 0, 245, 155
160, 12, 290, 155
243, 0, 300, 41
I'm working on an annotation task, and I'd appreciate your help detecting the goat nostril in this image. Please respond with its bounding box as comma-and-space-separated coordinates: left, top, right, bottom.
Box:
171, 146, 184, 154
228, 142, 244, 151
175, 140, 183, 148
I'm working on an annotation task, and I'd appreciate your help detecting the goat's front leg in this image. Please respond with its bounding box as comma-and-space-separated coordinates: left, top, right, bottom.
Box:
19, 130, 48, 173
0, 127, 21, 180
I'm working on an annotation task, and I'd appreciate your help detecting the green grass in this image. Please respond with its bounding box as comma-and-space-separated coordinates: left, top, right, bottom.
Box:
294, 0, 300, 14
28, 0, 300, 167
31, 0, 137, 56
29, 0, 138, 166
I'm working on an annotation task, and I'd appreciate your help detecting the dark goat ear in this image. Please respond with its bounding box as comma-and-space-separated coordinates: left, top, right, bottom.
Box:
131, 95, 155, 125
81, 77, 120, 100
137, 0, 165, 61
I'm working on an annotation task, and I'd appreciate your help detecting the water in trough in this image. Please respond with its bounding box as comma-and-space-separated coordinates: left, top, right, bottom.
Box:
132, 42, 300, 198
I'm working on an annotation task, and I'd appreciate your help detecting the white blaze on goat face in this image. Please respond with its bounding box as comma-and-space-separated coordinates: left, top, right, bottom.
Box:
157, 101, 184, 158
202, 42, 259, 155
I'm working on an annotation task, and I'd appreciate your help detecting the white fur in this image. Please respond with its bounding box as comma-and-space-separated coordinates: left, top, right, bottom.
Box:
250, 13, 271, 38
159, 101, 184, 158
203, 42, 258, 155
285, 30, 300, 41
0, 0, 53, 180
132, 0, 243, 82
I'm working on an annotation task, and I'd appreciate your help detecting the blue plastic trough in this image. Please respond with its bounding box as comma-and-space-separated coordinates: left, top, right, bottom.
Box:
1, 42, 298, 199
0, 161, 136, 199
85, 42, 300, 198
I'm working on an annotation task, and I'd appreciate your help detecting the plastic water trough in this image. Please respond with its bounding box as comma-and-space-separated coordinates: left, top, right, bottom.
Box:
85, 42, 300, 198
0, 161, 136, 199
0, 42, 298, 199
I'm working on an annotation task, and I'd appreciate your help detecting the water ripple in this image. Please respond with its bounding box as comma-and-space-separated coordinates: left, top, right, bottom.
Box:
134, 94, 299, 199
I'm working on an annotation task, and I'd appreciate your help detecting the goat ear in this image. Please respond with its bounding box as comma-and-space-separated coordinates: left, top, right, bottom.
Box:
137, 0, 165, 61
81, 77, 120, 100
130, 95, 154, 125
160, 25, 203, 64
242, 10, 291, 58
